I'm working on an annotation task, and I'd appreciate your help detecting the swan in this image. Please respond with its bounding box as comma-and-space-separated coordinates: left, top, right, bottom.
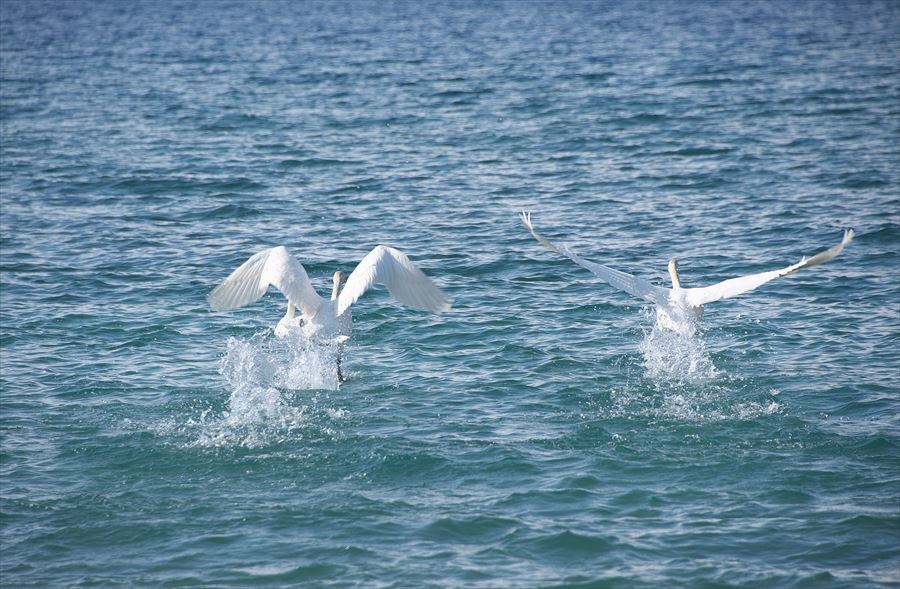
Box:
520, 212, 853, 335
208, 245, 451, 380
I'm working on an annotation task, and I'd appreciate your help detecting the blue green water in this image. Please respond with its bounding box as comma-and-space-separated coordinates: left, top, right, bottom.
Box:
2, 1, 899, 587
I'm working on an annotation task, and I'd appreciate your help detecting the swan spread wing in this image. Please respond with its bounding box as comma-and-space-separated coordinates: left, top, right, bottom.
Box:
208, 246, 323, 317
336, 245, 451, 316
684, 229, 853, 307
520, 212, 670, 307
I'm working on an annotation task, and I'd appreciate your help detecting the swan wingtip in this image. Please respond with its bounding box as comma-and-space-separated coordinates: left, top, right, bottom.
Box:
519, 210, 534, 230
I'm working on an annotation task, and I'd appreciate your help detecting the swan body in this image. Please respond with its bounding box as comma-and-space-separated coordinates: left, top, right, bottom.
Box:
520, 212, 853, 336
208, 245, 451, 378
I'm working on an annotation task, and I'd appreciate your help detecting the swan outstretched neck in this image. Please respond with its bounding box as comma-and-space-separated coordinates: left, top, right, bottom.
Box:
521, 211, 853, 335
208, 245, 451, 381
668, 259, 681, 289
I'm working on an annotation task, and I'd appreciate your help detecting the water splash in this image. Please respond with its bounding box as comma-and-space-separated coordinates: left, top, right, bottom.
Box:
220, 331, 342, 395
183, 332, 345, 448
596, 317, 782, 422
639, 321, 718, 385
603, 377, 783, 423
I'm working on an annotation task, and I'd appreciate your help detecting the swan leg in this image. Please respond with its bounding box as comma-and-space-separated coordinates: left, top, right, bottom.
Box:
336, 344, 345, 383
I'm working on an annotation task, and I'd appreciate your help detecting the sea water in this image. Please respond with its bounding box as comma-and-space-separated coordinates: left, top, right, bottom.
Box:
1, 1, 898, 587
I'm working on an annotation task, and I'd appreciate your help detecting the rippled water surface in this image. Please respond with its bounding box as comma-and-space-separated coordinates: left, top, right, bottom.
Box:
2, 1, 899, 587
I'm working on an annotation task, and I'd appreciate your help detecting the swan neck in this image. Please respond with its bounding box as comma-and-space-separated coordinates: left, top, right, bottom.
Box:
331, 276, 342, 300
286, 301, 295, 318
668, 261, 681, 289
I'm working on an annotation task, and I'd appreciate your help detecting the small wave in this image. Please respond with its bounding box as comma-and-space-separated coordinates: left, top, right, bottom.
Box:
176, 203, 261, 221
278, 157, 362, 168
660, 147, 733, 157
109, 177, 266, 195
431, 88, 493, 100
610, 112, 669, 127
525, 529, 617, 556
421, 516, 518, 544
577, 71, 615, 82
671, 77, 744, 87
233, 563, 343, 582
199, 113, 278, 131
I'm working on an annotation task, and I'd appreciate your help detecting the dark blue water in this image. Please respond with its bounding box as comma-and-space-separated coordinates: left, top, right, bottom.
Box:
2, 1, 899, 587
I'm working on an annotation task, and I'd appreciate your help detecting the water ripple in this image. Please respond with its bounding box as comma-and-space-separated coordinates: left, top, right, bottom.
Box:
1, 1, 898, 587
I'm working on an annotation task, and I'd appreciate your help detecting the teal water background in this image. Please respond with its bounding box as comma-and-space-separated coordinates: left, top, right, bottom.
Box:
2, 1, 899, 587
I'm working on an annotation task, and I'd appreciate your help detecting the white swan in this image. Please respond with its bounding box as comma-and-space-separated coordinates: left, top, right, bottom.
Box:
520, 212, 853, 335
208, 245, 451, 380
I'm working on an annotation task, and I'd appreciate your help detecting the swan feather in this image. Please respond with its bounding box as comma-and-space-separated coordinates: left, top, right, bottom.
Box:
207, 246, 323, 318
521, 211, 853, 333
684, 229, 853, 307
337, 245, 451, 317
520, 212, 670, 308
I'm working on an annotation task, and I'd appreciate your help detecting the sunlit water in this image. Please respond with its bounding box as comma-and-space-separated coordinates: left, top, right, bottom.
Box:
2, 1, 899, 587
